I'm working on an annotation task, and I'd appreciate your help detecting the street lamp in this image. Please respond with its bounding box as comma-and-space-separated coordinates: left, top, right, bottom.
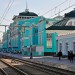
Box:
29, 24, 39, 59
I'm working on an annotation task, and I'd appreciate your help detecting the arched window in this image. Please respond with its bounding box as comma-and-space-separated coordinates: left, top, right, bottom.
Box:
66, 19, 75, 26
65, 42, 68, 54
68, 21, 72, 26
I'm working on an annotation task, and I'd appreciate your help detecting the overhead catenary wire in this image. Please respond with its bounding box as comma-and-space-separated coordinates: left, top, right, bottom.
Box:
50, 3, 75, 18
43, 0, 72, 18
0, 0, 12, 24
0, 0, 71, 23
42, 0, 69, 16
0, 15, 12, 22
1, 0, 74, 35
2, 18, 12, 22
0, 0, 15, 24
1, 0, 15, 24
0, 0, 12, 22
69, 0, 71, 7
0, 0, 15, 38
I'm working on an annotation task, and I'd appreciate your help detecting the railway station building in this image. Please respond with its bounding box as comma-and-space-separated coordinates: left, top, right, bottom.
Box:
46, 9, 75, 56
2, 7, 62, 56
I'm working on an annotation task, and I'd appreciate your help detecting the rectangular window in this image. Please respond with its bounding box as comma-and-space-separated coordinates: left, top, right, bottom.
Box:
47, 33, 52, 48
65, 42, 68, 54
59, 43, 62, 51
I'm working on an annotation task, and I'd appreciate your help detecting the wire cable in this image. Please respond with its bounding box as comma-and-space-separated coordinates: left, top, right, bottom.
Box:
1, 0, 15, 24
42, 0, 69, 16
50, 3, 75, 18
0, 15, 12, 22
0, 0, 15, 24
0, 0, 12, 24
0, 0, 12, 21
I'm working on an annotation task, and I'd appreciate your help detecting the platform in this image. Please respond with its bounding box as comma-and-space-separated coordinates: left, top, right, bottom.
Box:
0, 52, 75, 72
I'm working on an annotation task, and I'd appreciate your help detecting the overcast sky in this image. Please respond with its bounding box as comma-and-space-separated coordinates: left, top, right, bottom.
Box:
0, 0, 75, 40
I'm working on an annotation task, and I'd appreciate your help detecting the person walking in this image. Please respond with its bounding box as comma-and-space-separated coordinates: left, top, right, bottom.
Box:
70, 51, 74, 62
30, 52, 33, 59
68, 51, 70, 60
58, 50, 62, 60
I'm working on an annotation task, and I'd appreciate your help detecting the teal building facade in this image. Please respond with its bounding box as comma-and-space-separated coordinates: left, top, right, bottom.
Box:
2, 8, 59, 56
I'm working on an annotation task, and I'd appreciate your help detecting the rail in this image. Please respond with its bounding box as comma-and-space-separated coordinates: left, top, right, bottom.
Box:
0, 67, 8, 75
1, 54, 75, 75
0, 59, 28, 75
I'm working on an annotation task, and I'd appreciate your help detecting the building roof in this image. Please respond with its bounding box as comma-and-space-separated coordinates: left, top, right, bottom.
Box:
19, 0, 38, 17
46, 26, 75, 30
53, 15, 63, 21
46, 17, 75, 30
46, 9, 75, 30
53, 18, 70, 26
65, 9, 75, 17
19, 10, 38, 16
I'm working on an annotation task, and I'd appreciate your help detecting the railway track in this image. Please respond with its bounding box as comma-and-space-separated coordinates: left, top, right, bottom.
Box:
0, 59, 29, 75
1, 57, 75, 75
0, 67, 8, 75
0, 58, 50, 75
15, 59, 75, 75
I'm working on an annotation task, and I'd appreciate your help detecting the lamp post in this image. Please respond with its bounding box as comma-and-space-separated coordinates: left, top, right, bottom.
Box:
30, 39, 32, 59
29, 24, 38, 59
9, 27, 12, 53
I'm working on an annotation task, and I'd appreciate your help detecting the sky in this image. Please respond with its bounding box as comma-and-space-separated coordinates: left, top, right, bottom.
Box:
0, 0, 75, 40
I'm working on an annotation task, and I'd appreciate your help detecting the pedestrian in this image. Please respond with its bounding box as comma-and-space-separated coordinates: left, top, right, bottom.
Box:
68, 51, 70, 60
70, 51, 74, 62
30, 52, 32, 59
58, 50, 62, 60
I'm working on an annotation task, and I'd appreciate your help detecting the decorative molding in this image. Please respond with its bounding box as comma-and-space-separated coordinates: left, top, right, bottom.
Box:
57, 33, 75, 40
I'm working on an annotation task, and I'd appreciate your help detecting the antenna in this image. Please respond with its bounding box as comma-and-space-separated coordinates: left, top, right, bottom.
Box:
25, 0, 29, 12
58, 9, 60, 16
